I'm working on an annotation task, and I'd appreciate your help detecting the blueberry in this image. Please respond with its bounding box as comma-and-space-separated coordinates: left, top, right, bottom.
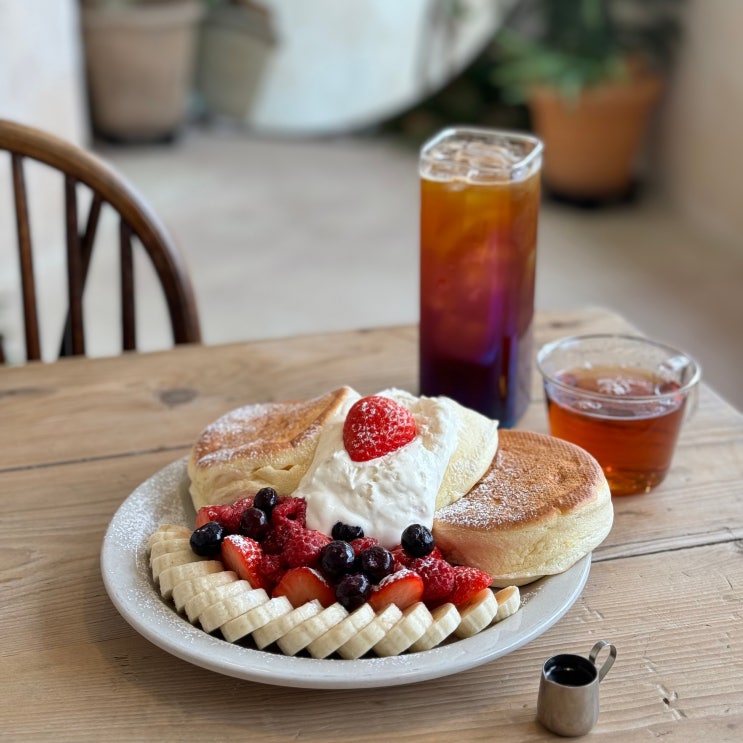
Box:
401, 523, 435, 558
335, 573, 371, 611
239, 506, 269, 541
319, 540, 356, 579
253, 487, 279, 516
190, 521, 225, 557
331, 521, 364, 542
360, 545, 394, 582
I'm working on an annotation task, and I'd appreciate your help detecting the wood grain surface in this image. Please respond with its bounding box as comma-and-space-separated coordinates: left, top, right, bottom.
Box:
1, 307, 742, 742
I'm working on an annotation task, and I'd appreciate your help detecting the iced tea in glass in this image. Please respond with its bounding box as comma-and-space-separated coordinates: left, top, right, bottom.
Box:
537, 334, 701, 496
419, 127, 543, 427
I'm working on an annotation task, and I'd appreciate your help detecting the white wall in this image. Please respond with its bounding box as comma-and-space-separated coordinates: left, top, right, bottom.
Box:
0, 0, 87, 362
659, 0, 743, 253
0, 0, 87, 139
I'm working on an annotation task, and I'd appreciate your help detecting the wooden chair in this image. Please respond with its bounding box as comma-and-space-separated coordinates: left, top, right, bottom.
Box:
0, 119, 201, 363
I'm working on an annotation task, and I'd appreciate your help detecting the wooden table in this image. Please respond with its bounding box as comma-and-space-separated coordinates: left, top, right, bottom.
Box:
2, 307, 741, 742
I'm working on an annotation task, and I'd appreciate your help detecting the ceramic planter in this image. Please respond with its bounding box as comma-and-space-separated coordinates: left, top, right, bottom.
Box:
528, 72, 664, 201
81, 1, 204, 142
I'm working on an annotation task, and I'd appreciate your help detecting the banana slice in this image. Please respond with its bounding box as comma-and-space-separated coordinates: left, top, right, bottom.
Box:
148, 538, 192, 562
253, 600, 323, 650
221, 596, 293, 643
159, 560, 223, 600
147, 524, 191, 551
172, 571, 237, 612
199, 586, 270, 634
151, 549, 203, 582
185, 579, 252, 624
373, 602, 433, 657
277, 603, 349, 657
307, 603, 376, 659
410, 602, 461, 652
337, 604, 403, 660
455, 588, 498, 639
494, 586, 521, 622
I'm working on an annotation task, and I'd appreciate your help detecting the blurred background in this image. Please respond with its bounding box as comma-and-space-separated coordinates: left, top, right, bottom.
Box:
0, 0, 741, 410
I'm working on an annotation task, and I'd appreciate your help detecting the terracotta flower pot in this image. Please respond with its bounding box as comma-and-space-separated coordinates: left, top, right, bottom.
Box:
527, 72, 664, 201
81, 1, 204, 142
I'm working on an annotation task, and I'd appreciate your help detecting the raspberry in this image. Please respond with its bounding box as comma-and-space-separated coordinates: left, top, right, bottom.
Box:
282, 528, 331, 568
342, 395, 417, 462
271, 496, 307, 528
449, 566, 493, 607
257, 552, 286, 593
349, 536, 379, 556
408, 555, 455, 605
261, 520, 298, 555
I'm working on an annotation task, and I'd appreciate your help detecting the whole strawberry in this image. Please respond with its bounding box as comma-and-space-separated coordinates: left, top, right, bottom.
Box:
343, 395, 417, 462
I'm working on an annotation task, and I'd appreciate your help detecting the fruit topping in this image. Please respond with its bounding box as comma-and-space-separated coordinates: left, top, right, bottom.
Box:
359, 545, 395, 582
331, 521, 364, 542
400, 523, 435, 558
272, 496, 307, 528
349, 536, 380, 556
257, 552, 285, 593
220, 534, 267, 590
342, 395, 417, 462
335, 573, 372, 611
273, 566, 336, 608
239, 507, 270, 541
282, 528, 331, 568
189, 521, 226, 557
449, 566, 493, 608
408, 555, 456, 605
253, 486, 279, 516
319, 540, 357, 579
368, 568, 425, 612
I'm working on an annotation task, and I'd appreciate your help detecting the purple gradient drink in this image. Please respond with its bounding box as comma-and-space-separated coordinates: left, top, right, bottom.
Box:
419, 128, 543, 426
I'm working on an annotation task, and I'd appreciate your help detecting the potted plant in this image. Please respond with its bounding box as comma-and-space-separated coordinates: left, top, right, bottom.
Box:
491, 0, 684, 203
80, 0, 205, 142
194, 0, 276, 122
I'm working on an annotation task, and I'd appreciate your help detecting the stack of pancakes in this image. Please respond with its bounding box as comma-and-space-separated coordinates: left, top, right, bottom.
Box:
188, 387, 612, 586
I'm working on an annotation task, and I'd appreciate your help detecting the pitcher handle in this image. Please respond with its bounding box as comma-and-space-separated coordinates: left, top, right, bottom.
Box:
589, 640, 616, 682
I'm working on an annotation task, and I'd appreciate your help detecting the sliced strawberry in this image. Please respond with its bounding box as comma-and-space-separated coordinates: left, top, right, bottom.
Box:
272, 566, 336, 608
368, 568, 424, 612
343, 395, 417, 462
391, 544, 442, 568
195, 495, 254, 533
449, 565, 493, 607
195, 504, 234, 530
220, 534, 267, 589
282, 528, 331, 568
408, 555, 455, 606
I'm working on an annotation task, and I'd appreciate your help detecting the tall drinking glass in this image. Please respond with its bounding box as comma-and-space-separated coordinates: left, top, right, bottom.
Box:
419, 127, 543, 427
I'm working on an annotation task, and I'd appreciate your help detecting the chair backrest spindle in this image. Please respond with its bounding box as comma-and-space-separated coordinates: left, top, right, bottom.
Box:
64, 174, 85, 357
120, 220, 136, 352
11, 152, 42, 361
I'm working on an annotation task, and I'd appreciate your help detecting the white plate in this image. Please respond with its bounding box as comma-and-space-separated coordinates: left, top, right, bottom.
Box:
101, 458, 591, 689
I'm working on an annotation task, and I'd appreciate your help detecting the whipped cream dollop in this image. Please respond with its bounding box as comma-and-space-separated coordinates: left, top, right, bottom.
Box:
297, 388, 460, 548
